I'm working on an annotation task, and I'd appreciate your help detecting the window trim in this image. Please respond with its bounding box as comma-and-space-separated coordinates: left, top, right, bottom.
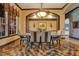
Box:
0, 4, 19, 39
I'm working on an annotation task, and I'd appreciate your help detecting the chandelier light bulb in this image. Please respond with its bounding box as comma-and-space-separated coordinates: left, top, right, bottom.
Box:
37, 11, 47, 17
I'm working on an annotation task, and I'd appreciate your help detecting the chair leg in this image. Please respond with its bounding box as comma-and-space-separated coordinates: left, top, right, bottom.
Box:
59, 40, 61, 47
20, 40, 22, 49
25, 41, 29, 48
30, 42, 33, 48
20, 40, 24, 50
56, 40, 59, 46
39, 42, 42, 49
52, 40, 54, 46
40, 43, 42, 49
48, 42, 51, 48
56, 40, 61, 48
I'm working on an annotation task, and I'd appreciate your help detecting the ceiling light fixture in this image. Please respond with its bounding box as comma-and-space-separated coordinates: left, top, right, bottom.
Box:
37, 3, 47, 17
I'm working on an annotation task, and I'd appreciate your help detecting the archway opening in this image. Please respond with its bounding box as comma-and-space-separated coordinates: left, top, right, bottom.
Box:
26, 11, 60, 33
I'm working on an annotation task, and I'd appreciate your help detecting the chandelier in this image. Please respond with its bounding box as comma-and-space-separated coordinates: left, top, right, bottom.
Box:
37, 3, 47, 17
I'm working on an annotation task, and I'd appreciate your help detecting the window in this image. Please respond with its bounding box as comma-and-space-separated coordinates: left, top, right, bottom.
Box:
0, 17, 6, 37
0, 3, 19, 38
0, 4, 6, 38
8, 6, 17, 35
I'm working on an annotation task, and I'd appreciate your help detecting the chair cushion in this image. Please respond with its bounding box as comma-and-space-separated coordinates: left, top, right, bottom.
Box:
52, 35, 60, 40
20, 35, 30, 41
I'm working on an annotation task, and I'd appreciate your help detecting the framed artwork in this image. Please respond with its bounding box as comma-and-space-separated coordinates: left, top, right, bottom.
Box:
38, 22, 47, 30
73, 21, 79, 28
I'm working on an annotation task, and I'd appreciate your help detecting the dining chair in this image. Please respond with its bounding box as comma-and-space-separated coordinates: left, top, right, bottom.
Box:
30, 31, 40, 48
52, 30, 62, 47
19, 34, 31, 48
40, 31, 51, 48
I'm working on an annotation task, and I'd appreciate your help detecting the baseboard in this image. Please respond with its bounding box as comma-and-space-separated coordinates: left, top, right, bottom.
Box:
69, 36, 79, 40
61, 36, 79, 40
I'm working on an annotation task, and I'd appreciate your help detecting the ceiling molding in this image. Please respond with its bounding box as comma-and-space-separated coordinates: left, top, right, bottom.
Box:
15, 3, 22, 10
15, 3, 68, 10
22, 8, 62, 10
62, 3, 69, 9
65, 6, 79, 15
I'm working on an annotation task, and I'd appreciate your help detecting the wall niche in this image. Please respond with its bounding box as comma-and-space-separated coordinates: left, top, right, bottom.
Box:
26, 11, 60, 32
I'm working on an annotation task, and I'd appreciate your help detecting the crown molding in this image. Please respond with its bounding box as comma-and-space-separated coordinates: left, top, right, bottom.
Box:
15, 3, 22, 10
15, 3, 69, 10
62, 3, 69, 9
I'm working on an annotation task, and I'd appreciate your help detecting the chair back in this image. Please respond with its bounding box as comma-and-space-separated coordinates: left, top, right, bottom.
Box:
30, 31, 37, 42
57, 30, 62, 36
20, 35, 29, 42
30, 31, 51, 43
41, 31, 51, 42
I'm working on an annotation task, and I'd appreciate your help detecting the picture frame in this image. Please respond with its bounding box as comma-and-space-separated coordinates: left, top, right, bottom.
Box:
38, 22, 47, 30
73, 21, 79, 28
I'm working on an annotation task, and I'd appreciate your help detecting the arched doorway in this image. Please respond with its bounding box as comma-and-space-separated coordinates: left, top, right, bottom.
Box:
26, 11, 60, 33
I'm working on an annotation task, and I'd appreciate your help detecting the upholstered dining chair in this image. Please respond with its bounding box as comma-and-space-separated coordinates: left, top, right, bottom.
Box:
40, 31, 51, 48
30, 31, 40, 48
51, 30, 62, 47
30, 30, 51, 48
19, 33, 31, 48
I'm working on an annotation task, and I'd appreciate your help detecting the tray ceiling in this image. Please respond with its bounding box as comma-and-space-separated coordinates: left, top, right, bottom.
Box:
16, 3, 67, 10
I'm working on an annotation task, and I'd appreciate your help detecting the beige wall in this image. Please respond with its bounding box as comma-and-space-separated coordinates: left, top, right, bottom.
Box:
48, 10, 65, 31
29, 20, 57, 31
21, 10, 38, 34
21, 10, 65, 35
